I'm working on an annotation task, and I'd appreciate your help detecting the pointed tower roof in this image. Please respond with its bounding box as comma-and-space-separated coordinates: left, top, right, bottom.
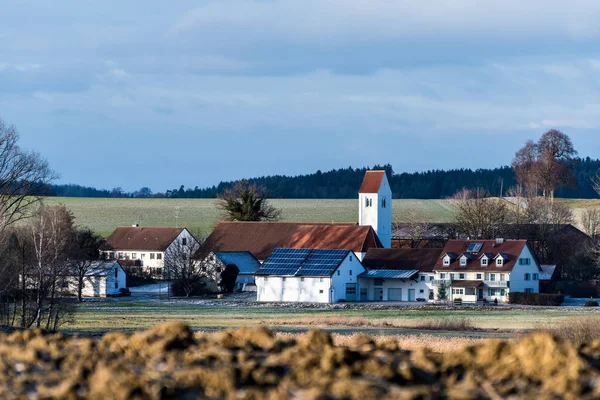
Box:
359, 170, 386, 193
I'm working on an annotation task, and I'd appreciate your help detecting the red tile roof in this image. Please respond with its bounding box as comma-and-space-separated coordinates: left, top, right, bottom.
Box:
200, 222, 382, 261
434, 239, 540, 272
358, 170, 386, 193
362, 248, 442, 272
451, 280, 484, 288
101, 227, 185, 252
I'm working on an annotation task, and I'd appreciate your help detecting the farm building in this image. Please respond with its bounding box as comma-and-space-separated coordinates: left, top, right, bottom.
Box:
255, 248, 365, 303
63, 261, 127, 297
100, 226, 198, 278
433, 239, 542, 303
359, 248, 440, 301
202, 251, 261, 291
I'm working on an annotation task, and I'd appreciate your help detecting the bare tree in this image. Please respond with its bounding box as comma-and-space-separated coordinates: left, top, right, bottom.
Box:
217, 180, 281, 222
164, 234, 204, 297
28, 205, 75, 329
68, 227, 104, 302
0, 118, 57, 234
593, 171, 600, 197
511, 129, 577, 199
452, 188, 512, 240
581, 208, 600, 240
402, 210, 430, 248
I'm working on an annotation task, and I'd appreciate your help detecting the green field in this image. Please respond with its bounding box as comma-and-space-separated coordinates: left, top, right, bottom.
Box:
40, 197, 599, 237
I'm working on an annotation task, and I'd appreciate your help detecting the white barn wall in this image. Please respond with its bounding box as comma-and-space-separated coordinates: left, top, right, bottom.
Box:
509, 245, 540, 293
359, 273, 434, 301
330, 253, 364, 302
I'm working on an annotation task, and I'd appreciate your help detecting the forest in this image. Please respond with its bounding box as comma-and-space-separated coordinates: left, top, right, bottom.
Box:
45, 157, 600, 199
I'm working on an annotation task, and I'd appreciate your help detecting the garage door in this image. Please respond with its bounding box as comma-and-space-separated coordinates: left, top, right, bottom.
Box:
408, 289, 416, 301
388, 288, 402, 301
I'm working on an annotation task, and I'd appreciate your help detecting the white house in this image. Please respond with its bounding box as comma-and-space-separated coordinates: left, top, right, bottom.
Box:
64, 261, 127, 297
255, 248, 365, 303
358, 248, 440, 301
100, 226, 198, 278
358, 170, 392, 248
432, 239, 542, 303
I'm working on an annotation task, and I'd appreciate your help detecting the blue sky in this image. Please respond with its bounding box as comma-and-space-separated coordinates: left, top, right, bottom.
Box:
1, 1, 600, 192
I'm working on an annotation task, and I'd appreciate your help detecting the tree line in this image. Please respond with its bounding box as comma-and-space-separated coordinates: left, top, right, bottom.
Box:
42, 158, 600, 200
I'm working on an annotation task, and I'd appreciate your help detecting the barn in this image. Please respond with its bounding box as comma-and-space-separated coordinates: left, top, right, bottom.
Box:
64, 261, 127, 297
255, 248, 365, 303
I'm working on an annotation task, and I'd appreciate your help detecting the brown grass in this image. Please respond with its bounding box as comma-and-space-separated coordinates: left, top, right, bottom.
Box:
539, 315, 600, 344
273, 331, 484, 352
260, 315, 475, 331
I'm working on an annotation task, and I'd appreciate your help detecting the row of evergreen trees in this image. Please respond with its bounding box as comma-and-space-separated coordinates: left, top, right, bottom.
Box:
45, 158, 600, 199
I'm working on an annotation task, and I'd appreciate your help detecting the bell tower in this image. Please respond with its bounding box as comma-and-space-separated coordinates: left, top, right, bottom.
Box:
358, 170, 392, 248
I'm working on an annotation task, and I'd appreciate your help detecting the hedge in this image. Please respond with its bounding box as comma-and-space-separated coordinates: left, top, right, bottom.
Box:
508, 292, 565, 306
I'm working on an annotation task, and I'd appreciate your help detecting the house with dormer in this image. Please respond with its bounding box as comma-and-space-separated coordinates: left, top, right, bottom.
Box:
433, 239, 542, 303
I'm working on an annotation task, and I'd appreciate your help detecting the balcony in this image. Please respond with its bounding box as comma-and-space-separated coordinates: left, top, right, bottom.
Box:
432, 280, 453, 287
485, 280, 509, 288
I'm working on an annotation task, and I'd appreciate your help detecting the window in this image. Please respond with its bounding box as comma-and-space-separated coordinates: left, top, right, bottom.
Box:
282, 277, 286, 282
349, 270, 352, 276
476, 273, 482, 280
182, 238, 187, 246
264, 277, 268, 282
443, 257, 450, 266
150, 253, 155, 260
337, 270, 341, 276
525, 288, 534, 293
141, 254, 145, 259
524, 273, 530, 281
459, 273, 465, 280
157, 253, 162, 260
319, 278, 324, 282
500, 274, 505, 281
349, 255, 352, 262
450, 273, 455, 280
319, 289, 324, 294
118, 252, 124, 259
452, 288, 464, 295
374, 278, 384, 287
301, 277, 305, 282
369, 199, 373, 207
490, 274, 496, 281
440, 273, 446, 279
132, 253, 137, 259
429, 276, 434, 281
420, 275, 425, 281
114, 282, 118, 289
365, 198, 369, 207
496, 258, 503, 267
519, 258, 531, 266
488, 288, 505, 296
382, 198, 386, 208
533, 273, 538, 280
481, 258, 488, 267
460, 257, 467, 267
419, 289, 424, 293
115, 268, 118, 278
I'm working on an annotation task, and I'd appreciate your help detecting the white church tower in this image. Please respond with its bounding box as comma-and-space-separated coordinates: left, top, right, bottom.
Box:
358, 170, 392, 248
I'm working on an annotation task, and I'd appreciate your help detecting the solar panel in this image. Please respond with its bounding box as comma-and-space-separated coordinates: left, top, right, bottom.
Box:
467, 243, 483, 252
256, 248, 311, 275
296, 249, 348, 276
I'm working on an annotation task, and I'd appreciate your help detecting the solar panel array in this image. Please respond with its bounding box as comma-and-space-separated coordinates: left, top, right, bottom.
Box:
296, 249, 348, 276
467, 243, 483, 252
256, 248, 311, 275
257, 248, 349, 276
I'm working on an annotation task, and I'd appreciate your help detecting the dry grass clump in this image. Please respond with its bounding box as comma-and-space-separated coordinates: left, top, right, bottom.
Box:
4, 322, 600, 399
540, 315, 600, 344
262, 315, 475, 331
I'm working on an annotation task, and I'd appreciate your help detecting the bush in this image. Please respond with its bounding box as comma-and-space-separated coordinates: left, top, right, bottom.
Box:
170, 279, 215, 297
584, 299, 599, 307
509, 292, 564, 306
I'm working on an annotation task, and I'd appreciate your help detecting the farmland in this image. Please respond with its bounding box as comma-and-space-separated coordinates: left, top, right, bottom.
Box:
40, 196, 598, 237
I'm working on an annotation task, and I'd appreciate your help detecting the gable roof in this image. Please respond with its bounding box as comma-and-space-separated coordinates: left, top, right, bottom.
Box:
64, 261, 122, 277
362, 248, 441, 272
255, 248, 352, 277
540, 265, 557, 280
358, 170, 386, 194
101, 227, 185, 252
215, 251, 261, 275
200, 222, 382, 261
434, 239, 538, 272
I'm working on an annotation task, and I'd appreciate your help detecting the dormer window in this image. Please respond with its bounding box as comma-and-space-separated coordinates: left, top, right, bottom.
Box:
481, 257, 488, 267
460, 256, 467, 267
496, 258, 504, 267
443, 256, 450, 266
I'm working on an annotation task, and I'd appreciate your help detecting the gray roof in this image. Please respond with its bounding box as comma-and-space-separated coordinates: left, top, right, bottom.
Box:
63, 261, 121, 277
540, 265, 557, 280
358, 269, 419, 279
215, 251, 261, 275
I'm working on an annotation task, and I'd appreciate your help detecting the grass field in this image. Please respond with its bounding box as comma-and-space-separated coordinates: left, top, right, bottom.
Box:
40, 196, 599, 237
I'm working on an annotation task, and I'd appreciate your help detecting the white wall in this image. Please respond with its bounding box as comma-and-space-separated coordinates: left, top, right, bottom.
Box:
509, 245, 540, 293
330, 252, 365, 302
69, 263, 126, 297
359, 273, 434, 301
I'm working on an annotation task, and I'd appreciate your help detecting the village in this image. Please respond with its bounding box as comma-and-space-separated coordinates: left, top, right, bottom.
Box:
65, 169, 585, 308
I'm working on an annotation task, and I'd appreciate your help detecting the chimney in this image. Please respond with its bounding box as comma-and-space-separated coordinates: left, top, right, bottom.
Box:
495, 238, 504, 245
132, 223, 139, 228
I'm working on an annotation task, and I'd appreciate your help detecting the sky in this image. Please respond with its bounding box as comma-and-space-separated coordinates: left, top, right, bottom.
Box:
1, 1, 600, 192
